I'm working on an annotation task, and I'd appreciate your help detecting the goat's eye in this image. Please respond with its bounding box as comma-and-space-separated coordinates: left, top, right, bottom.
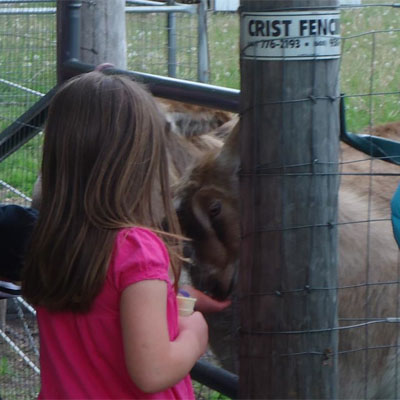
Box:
209, 200, 221, 218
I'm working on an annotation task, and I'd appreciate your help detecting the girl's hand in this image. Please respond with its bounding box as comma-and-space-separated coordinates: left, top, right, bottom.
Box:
178, 311, 208, 358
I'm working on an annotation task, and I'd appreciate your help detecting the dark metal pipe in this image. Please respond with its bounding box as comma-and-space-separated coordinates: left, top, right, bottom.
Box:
57, 0, 82, 83
0, 87, 58, 163
62, 59, 240, 112
191, 360, 238, 399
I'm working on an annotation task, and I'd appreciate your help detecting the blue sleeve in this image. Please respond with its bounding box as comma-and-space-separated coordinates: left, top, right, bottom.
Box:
391, 183, 400, 248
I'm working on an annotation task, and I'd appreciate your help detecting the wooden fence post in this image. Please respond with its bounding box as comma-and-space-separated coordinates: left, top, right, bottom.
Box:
80, 0, 127, 69
57, 0, 127, 84
239, 0, 340, 398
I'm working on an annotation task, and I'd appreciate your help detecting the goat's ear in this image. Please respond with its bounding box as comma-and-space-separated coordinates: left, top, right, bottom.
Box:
215, 118, 240, 175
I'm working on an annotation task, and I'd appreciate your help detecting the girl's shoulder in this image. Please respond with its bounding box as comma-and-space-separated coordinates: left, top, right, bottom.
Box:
112, 227, 170, 278
116, 227, 167, 252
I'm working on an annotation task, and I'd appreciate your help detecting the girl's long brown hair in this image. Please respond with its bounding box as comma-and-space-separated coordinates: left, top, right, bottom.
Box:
22, 71, 183, 312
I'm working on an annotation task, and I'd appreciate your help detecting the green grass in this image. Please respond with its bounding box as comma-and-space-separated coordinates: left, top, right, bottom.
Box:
0, 357, 12, 376
206, 6, 400, 132
0, 6, 55, 201
0, 133, 43, 199
125, 11, 240, 88
340, 3, 400, 131
207, 13, 240, 89
192, 381, 231, 400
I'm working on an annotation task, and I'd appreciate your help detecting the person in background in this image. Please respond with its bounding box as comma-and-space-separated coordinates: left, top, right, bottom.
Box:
22, 71, 208, 399
0, 204, 37, 298
391, 183, 400, 248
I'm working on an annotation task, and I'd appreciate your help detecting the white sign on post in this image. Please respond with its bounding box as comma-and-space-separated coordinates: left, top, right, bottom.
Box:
241, 11, 341, 61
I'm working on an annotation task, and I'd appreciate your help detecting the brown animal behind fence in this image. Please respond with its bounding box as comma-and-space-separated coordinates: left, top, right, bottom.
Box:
174, 118, 400, 399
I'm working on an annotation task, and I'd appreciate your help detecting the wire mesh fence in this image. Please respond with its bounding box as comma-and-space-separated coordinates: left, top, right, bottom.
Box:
126, 4, 200, 80
0, 298, 39, 400
0, 1, 55, 206
235, 1, 400, 397
1, 0, 400, 399
340, 3, 400, 131
338, 8, 400, 396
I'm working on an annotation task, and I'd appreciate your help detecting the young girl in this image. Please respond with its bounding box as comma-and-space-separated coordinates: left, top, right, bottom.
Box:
22, 71, 208, 399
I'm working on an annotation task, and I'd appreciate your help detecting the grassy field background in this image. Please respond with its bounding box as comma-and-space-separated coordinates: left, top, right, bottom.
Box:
207, 5, 400, 132
1, 2, 400, 198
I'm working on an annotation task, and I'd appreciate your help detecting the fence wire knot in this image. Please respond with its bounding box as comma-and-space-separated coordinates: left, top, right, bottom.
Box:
322, 348, 333, 366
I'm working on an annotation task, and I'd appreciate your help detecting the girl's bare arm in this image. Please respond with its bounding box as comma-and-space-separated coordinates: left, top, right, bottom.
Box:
120, 280, 208, 393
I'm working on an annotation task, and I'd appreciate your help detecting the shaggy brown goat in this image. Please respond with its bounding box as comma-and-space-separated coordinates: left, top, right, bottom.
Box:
174, 119, 400, 399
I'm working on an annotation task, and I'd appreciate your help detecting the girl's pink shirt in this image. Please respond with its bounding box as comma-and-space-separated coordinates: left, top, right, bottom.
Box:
36, 227, 195, 399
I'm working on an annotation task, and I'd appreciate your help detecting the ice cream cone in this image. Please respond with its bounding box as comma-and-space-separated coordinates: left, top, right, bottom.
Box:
177, 295, 197, 316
